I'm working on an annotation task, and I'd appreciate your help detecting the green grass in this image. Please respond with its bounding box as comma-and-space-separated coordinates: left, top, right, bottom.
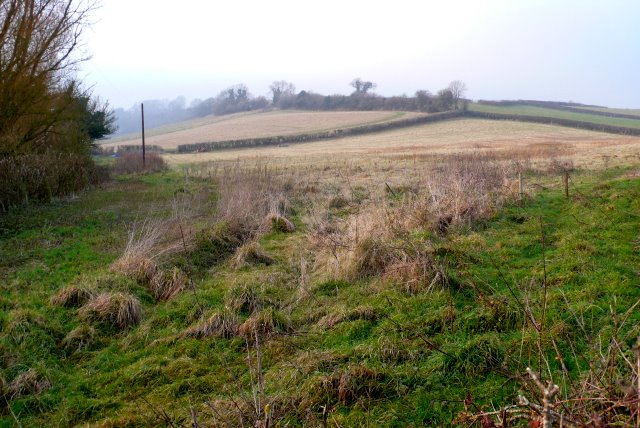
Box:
1, 167, 640, 425
470, 102, 640, 128
573, 106, 640, 117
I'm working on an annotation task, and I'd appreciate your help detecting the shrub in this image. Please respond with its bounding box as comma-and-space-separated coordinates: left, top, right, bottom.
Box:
79, 292, 142, 330
0, 153, 101, 212
113, 152, 167, 174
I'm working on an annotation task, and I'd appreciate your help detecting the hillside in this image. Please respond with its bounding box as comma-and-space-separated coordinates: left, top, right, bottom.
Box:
102, 110, 427, 150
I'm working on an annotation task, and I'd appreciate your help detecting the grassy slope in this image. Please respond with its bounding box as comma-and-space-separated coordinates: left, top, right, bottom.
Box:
1, 168, 640, 425
470, 102, 640, 129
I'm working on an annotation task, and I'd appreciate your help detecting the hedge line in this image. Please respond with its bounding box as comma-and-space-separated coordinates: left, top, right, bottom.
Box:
464, 110, 640, 136
477, 100, 640, 121
176, 111, 465, 153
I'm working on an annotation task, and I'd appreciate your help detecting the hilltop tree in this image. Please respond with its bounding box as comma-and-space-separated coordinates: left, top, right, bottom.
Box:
269, 81, 296, 104
350, 78, 377, 95
448, 80, 468, 110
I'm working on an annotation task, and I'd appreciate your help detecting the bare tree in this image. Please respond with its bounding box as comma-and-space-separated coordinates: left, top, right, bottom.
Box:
350, 78, 377, 95
447, 80, 468, 110
269, 81, 295, 104
0, 0, 95, 156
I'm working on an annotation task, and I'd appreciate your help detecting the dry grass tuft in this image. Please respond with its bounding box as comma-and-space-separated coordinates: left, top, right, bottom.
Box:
110, 219, 165, 282
8, 369, 51, 399
307, 365, 390, 407
148, 267, 188, 301
111, 255, 158, 284
226, 284, 263, 314
62, 325, 96, 352
232, 242, 275, 269
182, 310, 240, 339
238, 307, 291, 340
317, 306, 378, 329
50, 285, 94, 308
79, 292, 142, 330
264, 213, 296, 233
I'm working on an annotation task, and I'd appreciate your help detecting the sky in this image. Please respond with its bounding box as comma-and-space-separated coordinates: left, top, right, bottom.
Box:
80, 0, 640, 109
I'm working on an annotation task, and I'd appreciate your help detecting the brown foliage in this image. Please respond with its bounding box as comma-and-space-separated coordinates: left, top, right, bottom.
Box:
113, 152, 168, 174
79, 292, 142, 330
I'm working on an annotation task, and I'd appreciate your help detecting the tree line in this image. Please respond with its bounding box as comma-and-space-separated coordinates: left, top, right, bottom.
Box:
113, 80, 467, 136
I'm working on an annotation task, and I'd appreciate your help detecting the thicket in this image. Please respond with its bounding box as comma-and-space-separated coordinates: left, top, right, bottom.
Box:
0, 0, 115, 212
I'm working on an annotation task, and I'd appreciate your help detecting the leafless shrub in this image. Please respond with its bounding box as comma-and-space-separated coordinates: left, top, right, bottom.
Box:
113, 152, 167, 174
50, 285, 94, 308
79, 292, 142, 330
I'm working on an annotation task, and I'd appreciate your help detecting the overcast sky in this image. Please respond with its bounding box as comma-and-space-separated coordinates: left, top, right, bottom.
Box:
80, 0, 640, 109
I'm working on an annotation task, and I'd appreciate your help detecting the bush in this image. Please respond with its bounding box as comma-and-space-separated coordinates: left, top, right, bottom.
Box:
113, 152, 167, 174
0, 153, 101, 212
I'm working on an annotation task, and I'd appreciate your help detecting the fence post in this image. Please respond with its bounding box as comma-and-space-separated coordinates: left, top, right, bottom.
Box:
141, 103, 146, 170
518, 170, 523, 203
563, 171, 569, 199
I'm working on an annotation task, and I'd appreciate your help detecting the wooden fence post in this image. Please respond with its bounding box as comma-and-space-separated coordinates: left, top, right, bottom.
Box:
563, 171, 569, 199
141, 103, 146, 170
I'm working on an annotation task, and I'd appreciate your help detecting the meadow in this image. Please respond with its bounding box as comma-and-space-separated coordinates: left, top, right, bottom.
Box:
2, 116, 640, 426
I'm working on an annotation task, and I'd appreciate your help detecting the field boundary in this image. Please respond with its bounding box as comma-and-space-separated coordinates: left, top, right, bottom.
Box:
464, 110, 640, 136
176, 111, 465, 153
477, 100, 640, 120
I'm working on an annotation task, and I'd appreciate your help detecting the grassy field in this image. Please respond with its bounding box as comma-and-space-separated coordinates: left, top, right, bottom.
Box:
469, 102, 640, 128
573, 106, 640, 117
3, 118, 640, 426
165, 118, 640, 171
103, 110, 426, 150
